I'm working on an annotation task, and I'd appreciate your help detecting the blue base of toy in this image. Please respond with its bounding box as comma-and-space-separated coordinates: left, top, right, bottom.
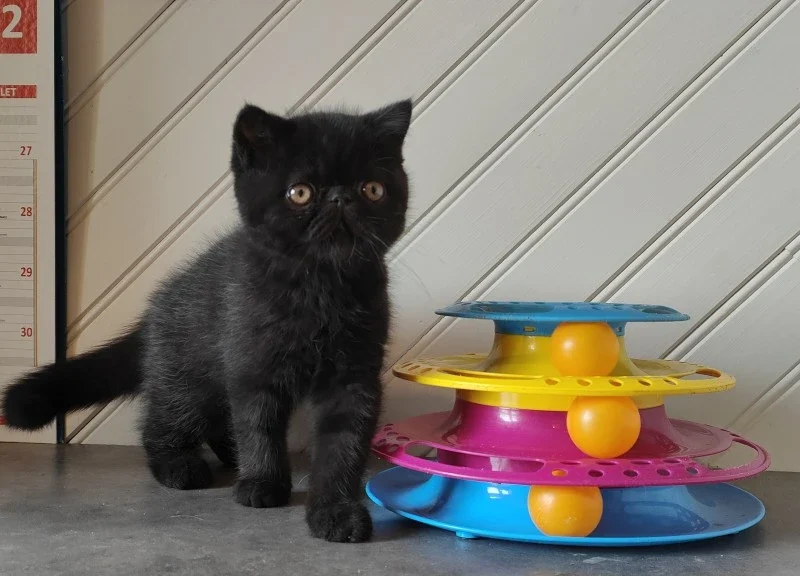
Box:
366, 467, 765, 547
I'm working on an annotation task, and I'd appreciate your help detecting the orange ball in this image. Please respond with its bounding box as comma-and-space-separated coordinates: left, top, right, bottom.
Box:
567, 396, 641, 458
551, 322, 620, 376
528, 485, 603, 537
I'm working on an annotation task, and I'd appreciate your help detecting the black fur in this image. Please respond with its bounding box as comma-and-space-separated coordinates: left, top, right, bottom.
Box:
1, 99, 413, 543
1, 328, 142, 429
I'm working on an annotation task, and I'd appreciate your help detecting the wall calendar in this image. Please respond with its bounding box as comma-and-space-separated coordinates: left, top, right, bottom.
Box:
0, 0, 65, 443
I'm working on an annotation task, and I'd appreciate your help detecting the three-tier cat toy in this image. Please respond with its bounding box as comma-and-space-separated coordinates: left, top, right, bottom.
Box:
367, 302, 769, 546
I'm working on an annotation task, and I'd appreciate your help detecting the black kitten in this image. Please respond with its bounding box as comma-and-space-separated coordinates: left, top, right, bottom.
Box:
2, 99, 412, 543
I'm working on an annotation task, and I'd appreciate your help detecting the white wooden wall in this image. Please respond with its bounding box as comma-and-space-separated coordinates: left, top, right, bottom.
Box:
60, 0, 800, 471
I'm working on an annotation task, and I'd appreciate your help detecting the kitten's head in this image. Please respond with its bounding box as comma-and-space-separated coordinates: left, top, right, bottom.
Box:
230, 100, 412, 266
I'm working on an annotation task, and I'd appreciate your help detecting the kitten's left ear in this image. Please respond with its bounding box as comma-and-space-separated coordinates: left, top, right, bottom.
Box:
366, 99, 412, 147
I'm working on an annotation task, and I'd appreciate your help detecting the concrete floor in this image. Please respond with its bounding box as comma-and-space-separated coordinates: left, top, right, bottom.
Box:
0, 443, 798, 576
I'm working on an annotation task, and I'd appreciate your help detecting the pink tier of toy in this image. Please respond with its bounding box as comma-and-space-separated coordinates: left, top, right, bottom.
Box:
373, 399, 769, 488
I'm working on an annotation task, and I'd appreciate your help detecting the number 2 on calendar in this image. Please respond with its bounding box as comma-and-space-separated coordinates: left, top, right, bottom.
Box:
0, 0, 36, 54
1, 4, 22, 39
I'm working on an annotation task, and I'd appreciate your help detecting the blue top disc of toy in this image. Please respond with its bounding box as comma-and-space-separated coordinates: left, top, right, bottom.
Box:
435, 301, 688, 336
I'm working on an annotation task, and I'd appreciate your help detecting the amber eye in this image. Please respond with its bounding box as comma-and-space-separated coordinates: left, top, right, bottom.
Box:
361, 181, 385, 202
286, 183, 314, 206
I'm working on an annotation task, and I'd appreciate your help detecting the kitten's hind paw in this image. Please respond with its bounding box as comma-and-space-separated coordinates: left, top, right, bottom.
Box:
306, 501, 373, 543
149, 455, 213, 490
233, 478, 292, 508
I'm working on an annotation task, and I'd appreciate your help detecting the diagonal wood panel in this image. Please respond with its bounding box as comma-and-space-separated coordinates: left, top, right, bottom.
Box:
734, 355, 800, 433
613, 117, 800, 360
483, 0, 800, 357
734, 355, 800, 471
389, 0, 650, 231
665, 247, 800, 432
65, 0, 289, 224
64, 0, 173, 107
395, 0, 795, 377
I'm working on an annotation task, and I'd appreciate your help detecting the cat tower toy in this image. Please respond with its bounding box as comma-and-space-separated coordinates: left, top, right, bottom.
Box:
366, 302, 769, 546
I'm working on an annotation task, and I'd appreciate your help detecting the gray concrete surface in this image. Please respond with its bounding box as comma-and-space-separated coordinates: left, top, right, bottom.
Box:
0, 443, 797, 575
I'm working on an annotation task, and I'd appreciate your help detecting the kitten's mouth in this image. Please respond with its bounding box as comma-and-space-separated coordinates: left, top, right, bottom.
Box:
306, 209, 356, 243
333, 217, 358, 245
329, 221, 353, 242
338, 221, 354, 236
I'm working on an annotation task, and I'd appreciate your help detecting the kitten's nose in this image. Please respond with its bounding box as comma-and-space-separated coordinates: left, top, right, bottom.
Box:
328, 188, 352, 205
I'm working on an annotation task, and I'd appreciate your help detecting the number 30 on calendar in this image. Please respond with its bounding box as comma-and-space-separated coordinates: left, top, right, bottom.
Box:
0, 0, 36, 55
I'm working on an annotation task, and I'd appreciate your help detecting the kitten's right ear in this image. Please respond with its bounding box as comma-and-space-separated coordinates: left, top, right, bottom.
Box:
231, 104, 292, 171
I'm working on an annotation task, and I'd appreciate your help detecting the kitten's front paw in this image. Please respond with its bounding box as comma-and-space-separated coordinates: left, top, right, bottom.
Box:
233, 478, 292, 508
149, 455, 213, 490
306, 501, 373, 543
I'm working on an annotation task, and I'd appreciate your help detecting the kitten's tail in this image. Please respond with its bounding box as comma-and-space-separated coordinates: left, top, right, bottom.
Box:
1, 326, 143, 430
